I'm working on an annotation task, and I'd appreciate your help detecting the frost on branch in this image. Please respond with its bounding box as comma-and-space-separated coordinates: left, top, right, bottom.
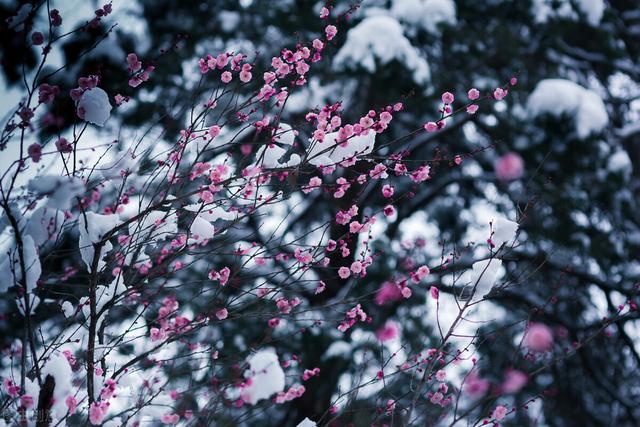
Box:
527, 79, 608, 138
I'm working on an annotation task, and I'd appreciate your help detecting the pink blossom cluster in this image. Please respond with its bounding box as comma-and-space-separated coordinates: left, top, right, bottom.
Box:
126, 53, 155, 88
338, 304, 368, 332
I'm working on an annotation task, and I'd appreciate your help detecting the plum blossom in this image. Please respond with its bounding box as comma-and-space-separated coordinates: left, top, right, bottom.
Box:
492, 405, 508, 421
525, 323, 554, 352
495, 152, 524, 181
376, 320, 400, 342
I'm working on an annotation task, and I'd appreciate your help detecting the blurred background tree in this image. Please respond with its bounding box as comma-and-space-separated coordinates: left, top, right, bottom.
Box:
2, 0, 639, 425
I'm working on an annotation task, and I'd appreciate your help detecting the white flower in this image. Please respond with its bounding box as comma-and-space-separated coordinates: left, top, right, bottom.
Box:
78, 87, 112, 126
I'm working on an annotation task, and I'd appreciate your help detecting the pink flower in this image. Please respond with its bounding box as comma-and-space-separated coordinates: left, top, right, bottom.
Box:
401, 287, 412, 298
302, 176, 322, 193
492, 405, 508, 421
493, 87, 507, 100
441, 92, 454, 104
239, 70, 252, 83
28, 143, 42, 162
208, 125, 221, 138
219, 267, 231, 285
416, 265, 430, 279
19, 107, 34, 122
467, 88, 480, 100
20, 394, 34, 408
38, 83, 59, 103
430, 286, 439, 300
89, 402, 108, 425
50, 9, 62, 26
216, 308, 228, 320
464, 370, 489, 397
466, 104, 479, 114
525, 323, 553, 352
424, 122, 438, 132
325, 25, 338, 40
268, 318, 280, 328
376, 320, 400, 342
221, 71, 232, 83
350, 261, 363, 274
319, 6, 329, 18
435, 370, 446, 382
494, 152, 524, 181
338, 267, 350, 279
430, 391, 444, 404
65, 395, 77, 414
502, 369, 528, 394
161, 413, 180, 424
31, 32, 44, 45
127, 53, 142, 72
150, 327, 165, 341
382, 184, 394, 198
375, 282, 403, 305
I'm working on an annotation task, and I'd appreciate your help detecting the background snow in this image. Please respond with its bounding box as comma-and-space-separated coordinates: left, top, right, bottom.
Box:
333, 15, 430, 86
527, 79, 608, 138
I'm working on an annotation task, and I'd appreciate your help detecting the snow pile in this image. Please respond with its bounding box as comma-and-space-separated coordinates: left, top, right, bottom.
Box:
184, 203, 240, 227
61, 300, 75, 317
80, 276, 126, 329
79, 212, 121, 271
607, 150, 632, 175
307, 130, 376, 167
527, 79, 608, 138
463, 258, 503, 300
27, 207, 66, 247
391, 0, 456, 33
128, 210, 178, 242
0, 234, 41, 293
189, 215, 216, 243
254, 123, 301, 169
40, 351, 74, 420
241, 348, 285, 405
334, 15, 430, 86
28, 176, 84, 210
78, 87, 112, 126
491, 217, 519, 248
21, 235, 40, 293
533, 0, 604, 26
